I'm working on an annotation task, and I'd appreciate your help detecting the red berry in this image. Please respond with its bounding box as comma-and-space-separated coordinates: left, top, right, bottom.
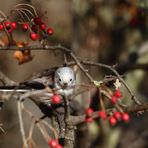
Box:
8, 28, 13, 33
22, 23, 29, 31
111, 95, 118, 104
85, 108, 93, 117
109, 116, 117, 126
31, 25, 38, 32
0, 24, 4, 30
114, 89, 122, 98
114, 111, 121, 120
56, 144, 63, 148
4, 21, 10, 28
47, 27, 54, 35
11, 22, 17, 29
85, 117, 93, 123
98, 111, 107, 120
51, 95, 61, 104
30, 32, 39, 40
33, 17, 42, 25
39, 23, 46, 30
48, 139, 58, 147
122, 113, 130, 122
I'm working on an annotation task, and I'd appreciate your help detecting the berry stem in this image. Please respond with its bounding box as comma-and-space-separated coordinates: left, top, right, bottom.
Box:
115, 104, 124, 113
99, 90, 106, 111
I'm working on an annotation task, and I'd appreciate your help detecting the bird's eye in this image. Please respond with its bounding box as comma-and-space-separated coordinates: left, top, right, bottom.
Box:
59, 78, 61, 82
70, 79, 72, 82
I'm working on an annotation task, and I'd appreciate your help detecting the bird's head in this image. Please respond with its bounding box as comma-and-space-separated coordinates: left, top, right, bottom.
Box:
54, 67, 75, 90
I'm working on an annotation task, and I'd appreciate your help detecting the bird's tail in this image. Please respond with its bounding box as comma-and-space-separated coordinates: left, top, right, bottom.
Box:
0, 85, 31, 92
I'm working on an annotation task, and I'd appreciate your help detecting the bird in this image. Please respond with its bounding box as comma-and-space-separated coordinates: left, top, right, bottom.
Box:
0, 66, 81, 139
0, 66, 76, 106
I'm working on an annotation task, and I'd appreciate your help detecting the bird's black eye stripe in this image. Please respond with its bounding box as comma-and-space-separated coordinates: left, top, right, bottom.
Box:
59, 78, 61, 82
70, 79, 72, 81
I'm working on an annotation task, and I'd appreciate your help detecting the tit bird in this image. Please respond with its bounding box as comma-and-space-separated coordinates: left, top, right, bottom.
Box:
0, 66, 76, 106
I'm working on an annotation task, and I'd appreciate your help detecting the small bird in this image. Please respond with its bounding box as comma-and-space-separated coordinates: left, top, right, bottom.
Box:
0, 66, 76, 106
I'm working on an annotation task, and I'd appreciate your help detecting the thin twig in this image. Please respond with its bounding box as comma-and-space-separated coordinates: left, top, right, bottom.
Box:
14, 3, 38, 17
80, 61, 141, 105
17, 100, 29, 148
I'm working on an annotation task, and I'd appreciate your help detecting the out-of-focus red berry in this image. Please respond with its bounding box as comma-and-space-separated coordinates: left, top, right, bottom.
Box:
56, 144, 63, 148
98, 111, 107, 120
0, 24, 4, 30
85, 117, 93, 123
33, 17, 42, 25
122, 113, 130, 122
30, 32, 39, 41
11, 22, 17, 29
47, 27, 54, 35
22, 23, 29, 31
48, 139, 58, 147
114, 89, 122, 98
39, 23, 46, 30
8, 28, 13, 33
4, 21, 10, 28
85, 108, 94, 117
111, 95, 118, 104
109, 116, 117, 126
51, 95, 61, 104
31, 25, 38, 33
113, 111, 121, 120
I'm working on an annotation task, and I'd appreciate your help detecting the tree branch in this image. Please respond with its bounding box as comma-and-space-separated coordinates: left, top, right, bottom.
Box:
71, 103, 148, 125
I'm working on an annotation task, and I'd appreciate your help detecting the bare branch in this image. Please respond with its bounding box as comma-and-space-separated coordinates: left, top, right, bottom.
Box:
71, 103, 148, 125
17, 101, 29, 148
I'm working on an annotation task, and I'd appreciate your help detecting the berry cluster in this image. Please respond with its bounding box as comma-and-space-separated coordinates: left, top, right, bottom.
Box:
109, 112, 130, 126
27, 17, 54, 41
0, 18, 54, 40
0, 16, 54, 64
84, 79, 131, 126
0, 4, 55, 44
0, 21, 17, 33
84, 108, 130, 126
48, 139, 63, 148
85, 109, 108, 123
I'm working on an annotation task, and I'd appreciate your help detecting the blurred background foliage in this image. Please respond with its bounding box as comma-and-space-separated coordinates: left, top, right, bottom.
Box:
0, 0, 148, 148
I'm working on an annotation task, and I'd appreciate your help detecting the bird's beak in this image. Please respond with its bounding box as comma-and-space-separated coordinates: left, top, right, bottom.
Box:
62, 83, 68, 89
